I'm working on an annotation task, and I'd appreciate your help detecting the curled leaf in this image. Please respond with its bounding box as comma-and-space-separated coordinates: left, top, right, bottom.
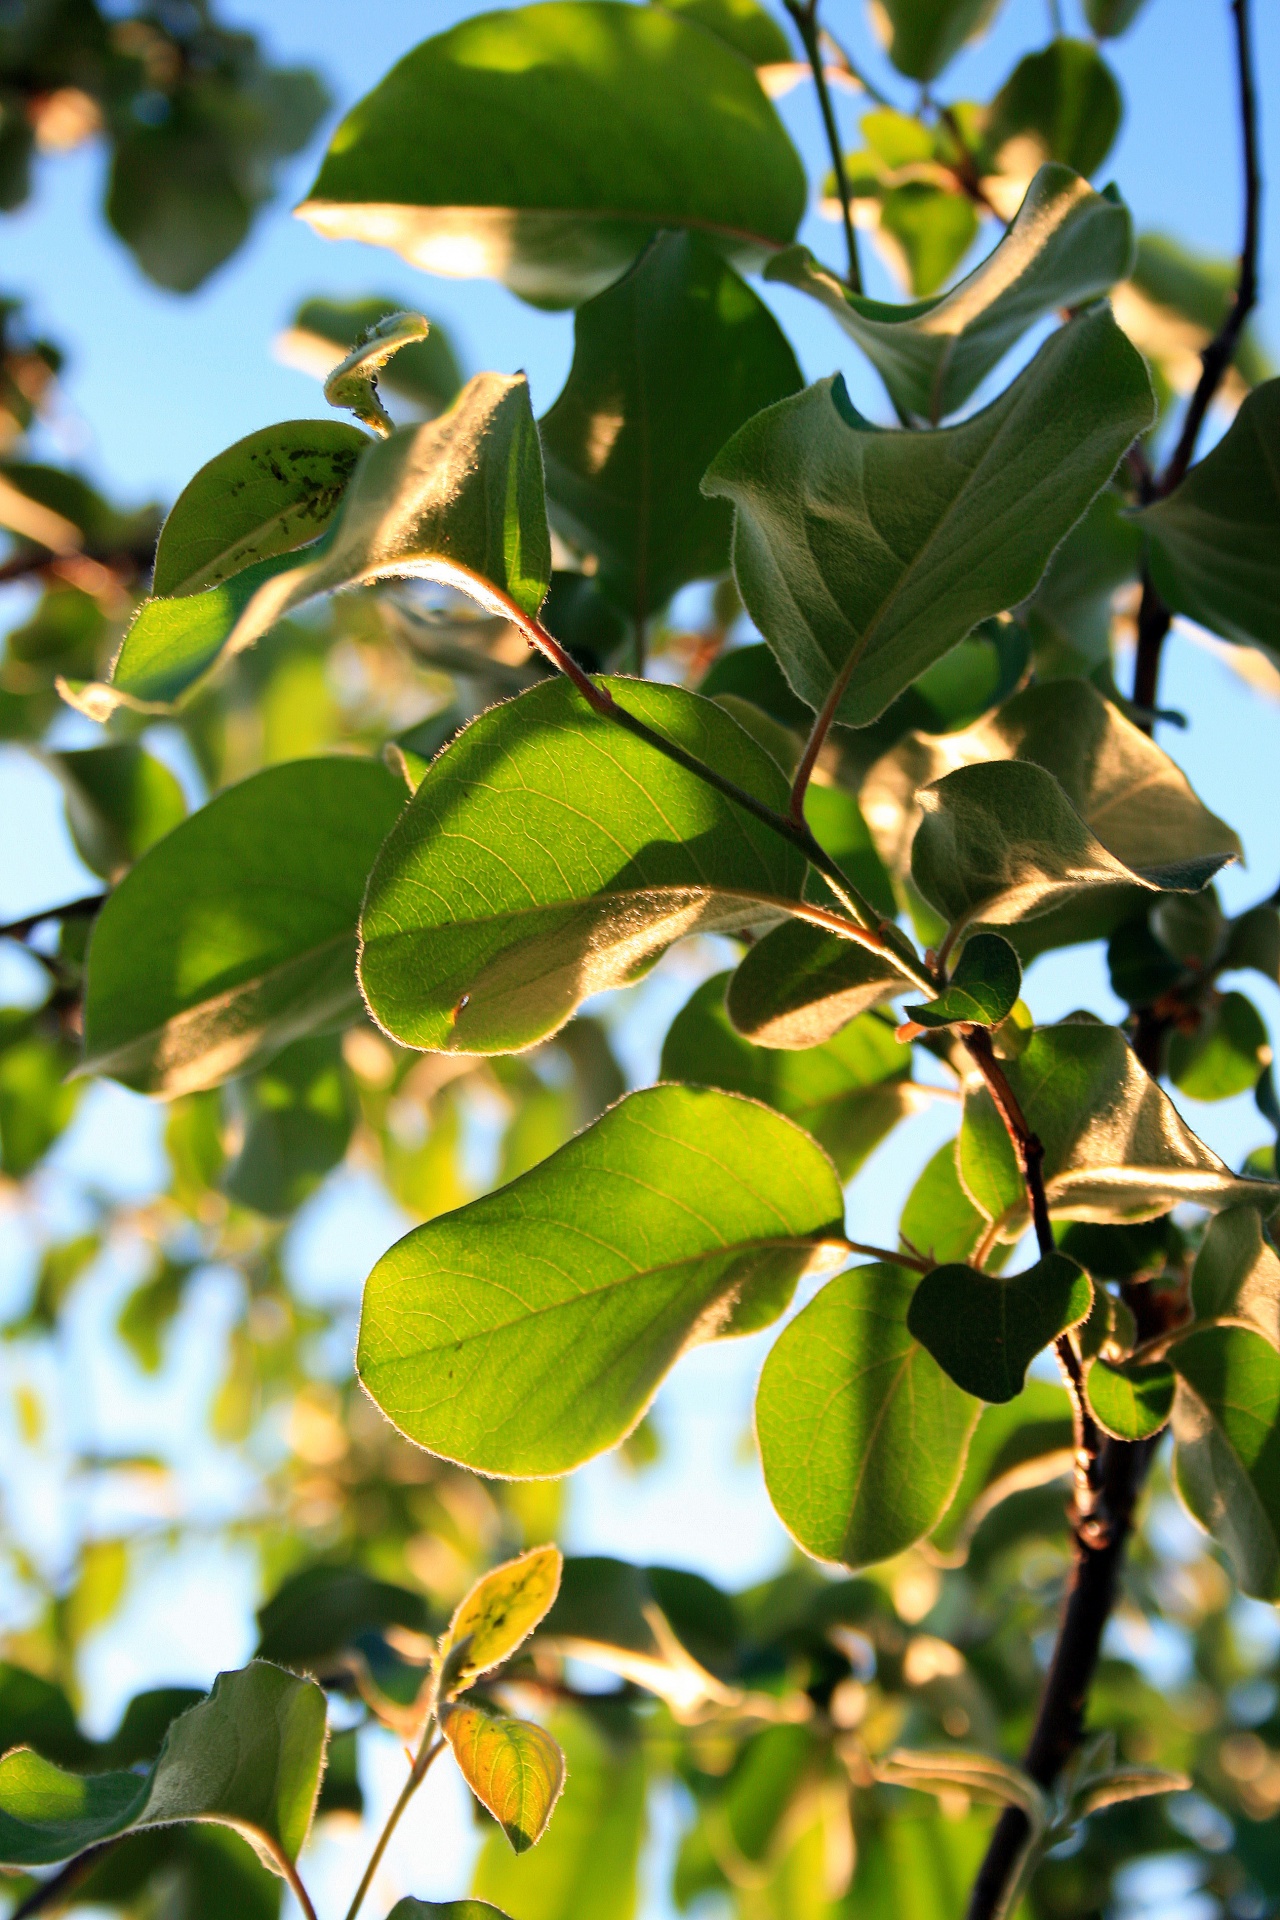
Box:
324, 310, 431, 435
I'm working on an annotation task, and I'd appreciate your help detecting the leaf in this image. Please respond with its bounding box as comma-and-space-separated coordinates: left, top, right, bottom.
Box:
151, 419, 368, 598
986, 42, 1122, 184
94, 374, 550, 714
768, 166, 1133, 424
1084, 0, 1148, 34
702, 306, 1152, 728
654, 0, 792, 65
1116, 234, 1273, 402
0, 1663, 326, 1871
1140, 380, 1280, 656
875, 181, 980, 300
878, 1750, 1047, 1827
0, 1014, 81, 1177
930, 1380, 1074, 1557
906, 933, 1021, 1029
869, 0, 1001, 82
255, 1563, 430, 1671
541, 232, 799, 622
755, 1263, 980, 1568
442, 1545, 563, 1694
117, 1259, 192, 1373
726, 922, 909, 1050
1168, 991, 1271, 1102
1171, 1326, 1280, 1601
864, 680, 1240, 939
221, 1035, 356, 1217
359, 1085, 844, 1476
358, 677, 819, 1056
391, 1905, 513, 1920
1193, 1205, 1280, 1351
900, 1141, 987, 1267
324, 310, 431, 435
1025, 486, 1141, 673
536, 1557, 738, 1714
1086, 1357, 1174, 1439
443, 1704, 565, 1854
297, 1, 806, 309
282, 296, 464, 415
44, 744, 186, 881
81, 757, 405, 1096
907, 1253, 1091, 1404
958, 1020, 1280, 1239
1223, 904, 1280, 983
661, 974, 920, 1177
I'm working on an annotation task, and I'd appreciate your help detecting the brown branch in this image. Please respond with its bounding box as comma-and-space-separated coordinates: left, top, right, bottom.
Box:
8, 1841, 121, 1919
783, 0, 863, 291
1130, 566, 1173, 734
0, 894, 105, 943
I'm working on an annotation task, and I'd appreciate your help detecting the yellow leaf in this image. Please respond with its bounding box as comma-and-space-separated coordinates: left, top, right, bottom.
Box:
442, 1546, 562, 1695
443, 1705, 565, 1854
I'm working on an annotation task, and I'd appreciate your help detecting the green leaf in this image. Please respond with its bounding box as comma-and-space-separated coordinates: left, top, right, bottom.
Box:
702, 306, 1152, 728
44, 744, 186, 881
1084, 0, 1148, 34
472, 1707, 645, 1920
875, 181, 979, 300
907, 1253, 1092, 1404
1025, 486, 1141, 674
653, 0, 792, 65
117, 1259, 192, 1373
282, 296, 463, 415
900, 1141, 987, 1267
1223, 904, 1280, 982
221, 1035, 356, 1217
906, 933, 1021, 1030
1168, 991, 1271, 1102
1140, 380, 1280, 656
698, 641, 813, 732
443, 1704, 565, 1854
0, 1014, 81, 1177
1192, 1206, 1280, 1351
768, 166, 1133, 424
870, 0, 1001, 82
725, 922, 909, 1050
1086, 1357, 1174, 1439
323, 310, 431, 436
95, 374, 550, 713
537, 1557, 737, 1711
255, 1563, 429, 1672
391, 1905, 512, 1920
878, 1749, 1047, 1827
443, 1545, 563, 1694
930, 1380, 1074, 1557
151, 419, 368, 598
661, 974, 918, 1177
755, 1263, 980, 1567
359, 1085, 844, 1476
0, 1663, 326, 1871
1171, 1326, 1280, 1600
540, 231, 800, 621
986, 42, 1122, 182
959, 1020, 1280, 1239
297, 1, 806, 309
1118, 235, 1273, 399
358, 678, 815, 1056
81, 757, 405, 1096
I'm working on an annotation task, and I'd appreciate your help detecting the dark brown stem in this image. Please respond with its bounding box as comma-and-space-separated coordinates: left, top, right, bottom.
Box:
938, 106, 1005, 221
784, 0, 863, 291
8, 1842, 121, 1919
1130, 567, 1173, 732
0, 895, 105, 943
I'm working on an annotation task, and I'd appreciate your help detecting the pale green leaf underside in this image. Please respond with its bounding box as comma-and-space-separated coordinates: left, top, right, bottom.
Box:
357, 1085, 845, 1477
1172, 1325, 1280, 1601
767, 165, 1134, 423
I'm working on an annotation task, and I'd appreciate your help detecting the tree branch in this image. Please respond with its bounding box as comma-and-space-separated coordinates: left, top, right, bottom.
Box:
783, 0, 863, 291
0, 895, 105, 943
7, 1842, 121, 1919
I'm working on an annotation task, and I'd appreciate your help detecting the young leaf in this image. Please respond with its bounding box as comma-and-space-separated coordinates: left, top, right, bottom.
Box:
1168, 991, 1271, 1102
1192, 1205, 1280, 1350
297, 1, 806, 308
877, 1749, 1048, 1827
958, 1021, 1280, 1240
702, 307, 1152, 728
98, 374, 550, 712
358, 678, 814, 1056
324, 310, 430, 435
905, 933, 1021, 1030
44, 743, 186, 881
755, 1263, 980, 1568
150, 419, 368, 597
906, 1254, 1092, 1404
442, 1545, 563, 1694
0, 1663, 326, 1871
221, 1034, 356, 1217
930, 1381, 1075, 1557
767, 166, 1133, 423
1086, 1357, 1175, 1440
1171, 1326, 1280, 1601
725, 921, 909, 1050
540, 231, 800, 622
282, 295, 463, 415
661, 974, 919, 1178
358, 1086, 844, 1476
81, 757, 405, 1096
442, 1704, 565, 1854
1140, 380, 1280, 655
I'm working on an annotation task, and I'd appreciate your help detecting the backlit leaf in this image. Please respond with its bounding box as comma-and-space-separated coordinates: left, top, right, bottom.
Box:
391, 1904, 512, 1920
768, 166, 1133, 423
702, 306, 1152, 727
930, 1380, 1074, 1557
755, 1263, 979, 1567
443, 1704, 565, 1854
221, 1034, 357, 1217
1168, 991, 1271, 1102
1086, 1357, 1174, 1439
655, 0, 791, 64
986, 42, 1122, 184
324, 310, 430, 436
297, 1, 806, 308
358, 1086, 844, 1476
900, 1141, 987, 1268
1192, 1206, 1280, 1351
1171, 1326, 1280, 1600
44, 743, 186, 881
870, 0, 1001, 82
82, 757, 405, 1096
443, 1545, 563, 1694
281, 295, 463, 416
725, 920, 909, 1049
906, 933, 1021, 1029
907, 1253, 1091, 1403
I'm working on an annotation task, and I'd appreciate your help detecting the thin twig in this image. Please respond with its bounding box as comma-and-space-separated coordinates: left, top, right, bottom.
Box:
783, 0, 863, 291
817, 25, 894, 111
938, 106, 1005, 221
842, 1237, 932, 1272
7, 1842, 121, 1919
0, 895, 105, 943
343, 1736, 445, 1920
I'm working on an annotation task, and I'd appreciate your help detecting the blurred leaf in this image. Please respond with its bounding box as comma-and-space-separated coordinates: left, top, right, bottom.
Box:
359, 678, 811, 1055
0, 1012, 81, 1177
906, 933, 1021, 1029
900, 1141, 987, 1267
1223, 904, 1280, 982
771, 166, 1132, 421
1140, 380, 1280, 657
324, 310, 431, 436
0, 1666, 93, 1770
298, 1, 805, 308
879, 1748, 1047, 1824
283, 296, 463, 416
907, 1252, 1091, 1403
1171, 1326, 1280, 1601
986, 42, 1122, 182
44, 742, 185, 881
726, 922, 908, 1049
537, 1557, 738, 1713
699, 643, 813, 731
541, 231, 800, 621
1086, 1357, 1174, 1439
444, 1703, 565, 1854
117, 1257, 192, 1373
703, 308, 1151, 727
1168, 991, 1270, 1102
393, 1905, 511, 1920
653, 0, 791, 64
222, 1034, 356, 1216
1084, 0, 1149, 33
443, 1545, 563, 1694
359, 1086, 843, 1476
255, 1563, 430, 1672
1116, 233, 1272, 403
756, 1263, 979, 1567
870, 0, 1002, 82
81, 757, 405, 1095
930, 1379, 1074, 1555
1193, 1205, 1280, 1350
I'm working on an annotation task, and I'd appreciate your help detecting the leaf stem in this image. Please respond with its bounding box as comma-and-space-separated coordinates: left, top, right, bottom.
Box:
783, 0, 863, 291
817, 24, 894, 111
343, 1732, 445, 1920
0, 894, 106, 944
842, 1237, 932, 1272
273, 1847, 321, 1920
